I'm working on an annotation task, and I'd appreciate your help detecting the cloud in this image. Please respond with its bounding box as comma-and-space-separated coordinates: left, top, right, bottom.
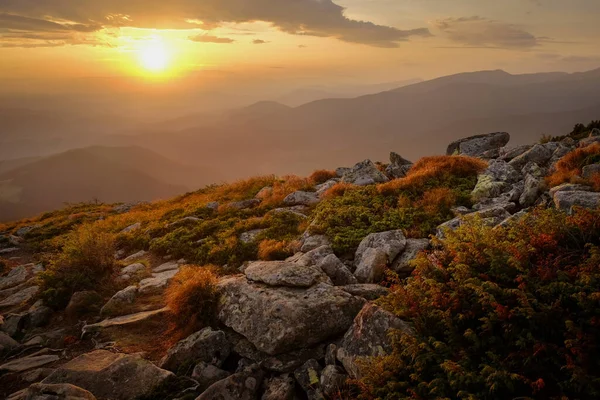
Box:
253, 39, 267, 44
189, 34, 234, 44
433, 16, 539, 49
0, 0, 430, 48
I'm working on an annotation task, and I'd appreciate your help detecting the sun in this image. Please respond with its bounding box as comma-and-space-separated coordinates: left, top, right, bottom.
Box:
139, 44, 169, 72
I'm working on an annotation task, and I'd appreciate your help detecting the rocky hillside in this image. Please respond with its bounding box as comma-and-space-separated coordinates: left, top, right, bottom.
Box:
1, 121, 600, 399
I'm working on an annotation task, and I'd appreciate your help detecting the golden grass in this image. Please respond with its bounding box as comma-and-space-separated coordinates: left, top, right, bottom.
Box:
258, 239, 294, 260
322, 182, 357, 199
309, 169, 337, 185
546, 143, 600, 188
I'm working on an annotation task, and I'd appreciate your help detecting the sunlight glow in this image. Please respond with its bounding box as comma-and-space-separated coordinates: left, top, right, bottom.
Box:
139, 43, 170, 72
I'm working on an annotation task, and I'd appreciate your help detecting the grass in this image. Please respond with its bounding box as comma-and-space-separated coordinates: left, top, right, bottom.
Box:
546, 143, 600, 189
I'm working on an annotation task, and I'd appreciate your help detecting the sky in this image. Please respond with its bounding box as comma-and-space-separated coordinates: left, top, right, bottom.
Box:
1, 0, 600, 92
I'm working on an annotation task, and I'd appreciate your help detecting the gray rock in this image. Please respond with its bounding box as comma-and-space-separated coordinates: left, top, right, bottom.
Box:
192, 362, 231, 392
553, 190, 600, 214
391, 239, 429, 276
300, 235, 330, 253
167, 216, 200, 228
337, 303, 411, 379
341, 160, 389, 186
335, 167, 351, 178
385, 163, 412, 179
340, 284, 389, 301
294, 359, 324, 400
26, 303, 52, 329
196, 364, 265, 400
240, 229, 266, 244
261, 374, 295, 400
0, 286, 38, 309
206, 201, 219, 211
152, 261, 180, 273
16, 383, 97, 400
437, 206, 511, 238
120, 263, 145, 276
283, 191, 320, 206
354, 230, 406, 283
549, 183, 592, 197
227, 199, 262, 210
317, 254, 357, 286
0, 331, 19, 355
0, 354, 60, 373
315, 180, 339, 197
484, 159, 522, 183
521, 161, 547, 178
120, 223, 141, 234
447, 132, 510, 157
325, 344, 337, 366
218, 277, 365, 355
582, 164, 600, 179
138, 269, 179, 294
320, 365, 348, 397
100, 286, 138, 317
294, 245, 334, 267
245, 261, 331, 288
509, 144, 553, 169
1, 313, 26, 337
471, 175, 510, 202
519, 174, 545, 207
42, 350, 173, 400
65, 291, 102, 317
160, 328, 231, 373
0, 266, 29, 290
122, 250, 147, 263
82, 308, 169, 336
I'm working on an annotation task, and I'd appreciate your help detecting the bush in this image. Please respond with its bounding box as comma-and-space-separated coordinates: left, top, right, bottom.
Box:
39, 224, 117, 308
546, 143, 600, 188
309, 169, 337, 185
358, 207, 600, 399
258, 239, 294, 260
165, 266, 219, 337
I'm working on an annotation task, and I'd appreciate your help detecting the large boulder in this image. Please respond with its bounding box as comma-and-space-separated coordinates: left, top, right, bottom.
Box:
283, 191, 320, 206
385, 152, 413, 179
337, 303, 411, 379
553, 190, 600, 213
582, 164, 600, 179
0, 331, 19, 355
218, 277, 365, 355
196, 364, 265, 400
340, 284, 389, 301
354, 230, 406, 283
42, 350, 173, 400
317, 254, 357, 286
0, 266, 29, 290
509, 144, 553, 170
100, 286, 137, 317
446, 132, 510, 157
160, 328, 231, 373
244, 261, 331, 288
65, 291, 102, 318
191, 362, 231, 392
341, 160, 389, 186
519, 174, 544, 207
0, 286, 39, 309
391, 238, 429, 276
138, 269, 179, 294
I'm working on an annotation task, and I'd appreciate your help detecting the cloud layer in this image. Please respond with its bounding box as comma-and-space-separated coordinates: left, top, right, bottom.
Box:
0, 0, 430, 48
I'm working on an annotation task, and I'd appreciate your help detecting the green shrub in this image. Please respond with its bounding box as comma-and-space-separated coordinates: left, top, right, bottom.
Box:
359, 207, 600, 399
39, 224, 117, 308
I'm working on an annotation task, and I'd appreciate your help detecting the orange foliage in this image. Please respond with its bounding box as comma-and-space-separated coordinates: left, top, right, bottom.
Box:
165, 266, 219, 336
322, 182, 357, 199
547, 143, 600, 187
414, 188, 457, 216
258, 239, 294, 260
309, 169, 337, 185
377, 155, 487, 195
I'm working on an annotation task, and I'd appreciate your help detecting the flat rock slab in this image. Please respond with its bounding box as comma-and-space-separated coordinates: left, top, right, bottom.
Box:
245, 261, 331, 287
138, 269, 179, 293
82, 307, 169, 335
42, 350, 173, 400
0, 286, 38, 308
218, 276, 365, 355
153, 261, 179, 273
0, 266, 29, 290
0, 354, 59, 373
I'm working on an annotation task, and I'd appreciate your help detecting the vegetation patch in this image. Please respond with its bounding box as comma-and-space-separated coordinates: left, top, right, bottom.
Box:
547, 143, 600, 189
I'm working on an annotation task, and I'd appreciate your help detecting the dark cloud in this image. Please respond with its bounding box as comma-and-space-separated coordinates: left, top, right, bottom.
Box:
434, 16, 539, 49
189, 34, 234, 43
0, 0, 430, 47
253, 39, 267, 44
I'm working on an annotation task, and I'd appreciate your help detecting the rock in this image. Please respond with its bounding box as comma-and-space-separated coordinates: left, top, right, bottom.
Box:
385, 153, 413, 179
42, 350, 173, 400
240, 229, 266, 244
17, 383, 97, 400
437, 206, 511, 238
268, 206, 309, 219
300, 235, 331, 253
294, 359, 324, 400
317, 254, 357, 286
0, 286, 38, 309
335, 167, 351, 178
337, 303, 411, 379
65, 291, 102, 317
218, 277, 365, 355
447, 132, 510, 157
196, 364, 265, 400
471, 175, 510, 202
82, 307, 169, 336
192, 362, 231, 392
19, 367, 54, 383
549, 183, 592, 197
245, 261, 330, 288
391, 238, 429, 276
122, 250, 147, 263
100, 286, 137, 317
167, 216, 201, 228
255, 186, 273, 199
226, 199, 261, 210
497, 210, 529, 228
294, 245, 334, 267
0, 331, 19, 354
26, 302, 52, 329
341, 160, 389, 186
582, 164, 600, 179
519, 174, 544, 207
160, 328, 231, 373
315, 180, 338, 197
283, 191, 320, 206
120, 263, 145, 276
325, 344, 337, 366
206, 201, 219, 211
354, 230, 406, 283
509, 144, 553, 169
0, 266, 29, 290
553, 190, 600, 213
340, 284, 389, 301
1, 313, 26, 337
521, 161, 547, 178
479, 159, 521, 183
261, 374, 295, 400
579, 136, 600, 148
152, 261, 179, 273
0, 354, 60, 373
138, 269, 179, 294
320, 365, 348, 397
120, 223, 141, 234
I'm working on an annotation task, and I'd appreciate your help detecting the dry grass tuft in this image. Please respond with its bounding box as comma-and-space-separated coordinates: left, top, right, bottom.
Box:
547, 143, 600, 188
258, 239, 294, 260
309, 169, 337, 185
322, 182, 357, 199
